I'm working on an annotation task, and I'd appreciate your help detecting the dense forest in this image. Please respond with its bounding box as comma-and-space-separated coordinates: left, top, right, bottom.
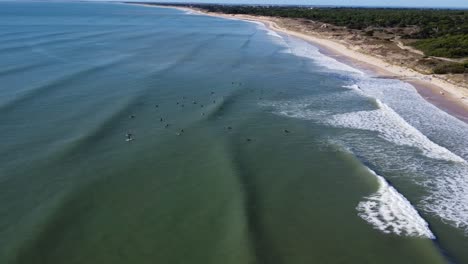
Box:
194, 6, 468, 37
413, 34, 468, 58
158, 4, 468, 60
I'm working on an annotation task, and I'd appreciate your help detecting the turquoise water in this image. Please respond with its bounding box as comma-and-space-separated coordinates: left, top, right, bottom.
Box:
1, 2, 468, 263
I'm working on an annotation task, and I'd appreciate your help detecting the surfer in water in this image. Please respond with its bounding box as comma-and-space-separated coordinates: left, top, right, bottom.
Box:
126, 132, 134, 142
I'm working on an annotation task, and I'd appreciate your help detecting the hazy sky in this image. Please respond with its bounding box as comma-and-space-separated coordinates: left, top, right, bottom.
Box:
121, 0, 468, 8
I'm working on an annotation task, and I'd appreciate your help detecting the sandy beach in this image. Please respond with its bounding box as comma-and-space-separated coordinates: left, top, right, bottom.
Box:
134, 3, 468, 122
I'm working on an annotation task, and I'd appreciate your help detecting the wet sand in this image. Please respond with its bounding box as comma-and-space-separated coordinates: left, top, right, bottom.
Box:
316, 44, 468, 123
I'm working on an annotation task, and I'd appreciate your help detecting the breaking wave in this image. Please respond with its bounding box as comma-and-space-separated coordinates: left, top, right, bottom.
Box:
260, 33, 468, 235
328, 99, 465, 163
357, 168, 435, 239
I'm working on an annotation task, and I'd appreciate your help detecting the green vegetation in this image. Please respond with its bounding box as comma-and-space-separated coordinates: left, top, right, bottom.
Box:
412, 35, 468, 58
432, 62, 466, 74
157, 4, 468, 59
193, 6, 468, 37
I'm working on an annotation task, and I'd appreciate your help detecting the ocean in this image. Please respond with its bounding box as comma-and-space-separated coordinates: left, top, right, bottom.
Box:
1, 2, 468, 263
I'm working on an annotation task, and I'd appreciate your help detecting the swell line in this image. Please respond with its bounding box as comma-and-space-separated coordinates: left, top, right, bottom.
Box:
0, 56, 131, 113
0, 30, 121, 53
0, 31, 74, 46
0, 62, 49, 78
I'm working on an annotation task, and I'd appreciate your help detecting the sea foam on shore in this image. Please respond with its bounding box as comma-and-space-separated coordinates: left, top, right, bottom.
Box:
259, 32, 468, 236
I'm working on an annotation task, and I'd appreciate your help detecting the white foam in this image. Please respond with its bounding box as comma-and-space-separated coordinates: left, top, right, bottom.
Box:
352, 77, 468, 160
284, 36, 364, 74
259, 100, 331, 120
259, 28, 468, 234
420, 164, 468, 235
183, 10, 197, 15
248, 20, 266, 27
357, 168, 435, 239
262, 94, 468, 235
266, 30, 283, 39
342, 84, 363, 93
328, 100, 465, 163
264, 96, 465, 163
257, 25, 290, 49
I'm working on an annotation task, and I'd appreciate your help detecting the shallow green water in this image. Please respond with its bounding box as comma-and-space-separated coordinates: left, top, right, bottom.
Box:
1, 2, 468, 263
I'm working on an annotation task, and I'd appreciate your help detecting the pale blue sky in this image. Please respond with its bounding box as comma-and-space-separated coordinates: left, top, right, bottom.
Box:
120, 0, 468, 8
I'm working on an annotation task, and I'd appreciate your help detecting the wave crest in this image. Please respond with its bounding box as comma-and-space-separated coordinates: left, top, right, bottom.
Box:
357, 168, 435, 239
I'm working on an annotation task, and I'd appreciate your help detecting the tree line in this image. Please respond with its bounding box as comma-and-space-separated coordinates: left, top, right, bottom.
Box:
157, 4, 468, 59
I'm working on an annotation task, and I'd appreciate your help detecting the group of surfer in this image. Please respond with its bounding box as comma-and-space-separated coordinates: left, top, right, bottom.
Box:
125, 81, 290, 142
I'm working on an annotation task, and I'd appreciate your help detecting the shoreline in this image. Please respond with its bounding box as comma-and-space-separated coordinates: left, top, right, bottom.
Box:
133, 3, 468, 123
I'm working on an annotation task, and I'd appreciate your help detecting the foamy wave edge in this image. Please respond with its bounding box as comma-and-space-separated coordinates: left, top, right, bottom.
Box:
329, 98, 465, 163
357, 168, 435, 239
